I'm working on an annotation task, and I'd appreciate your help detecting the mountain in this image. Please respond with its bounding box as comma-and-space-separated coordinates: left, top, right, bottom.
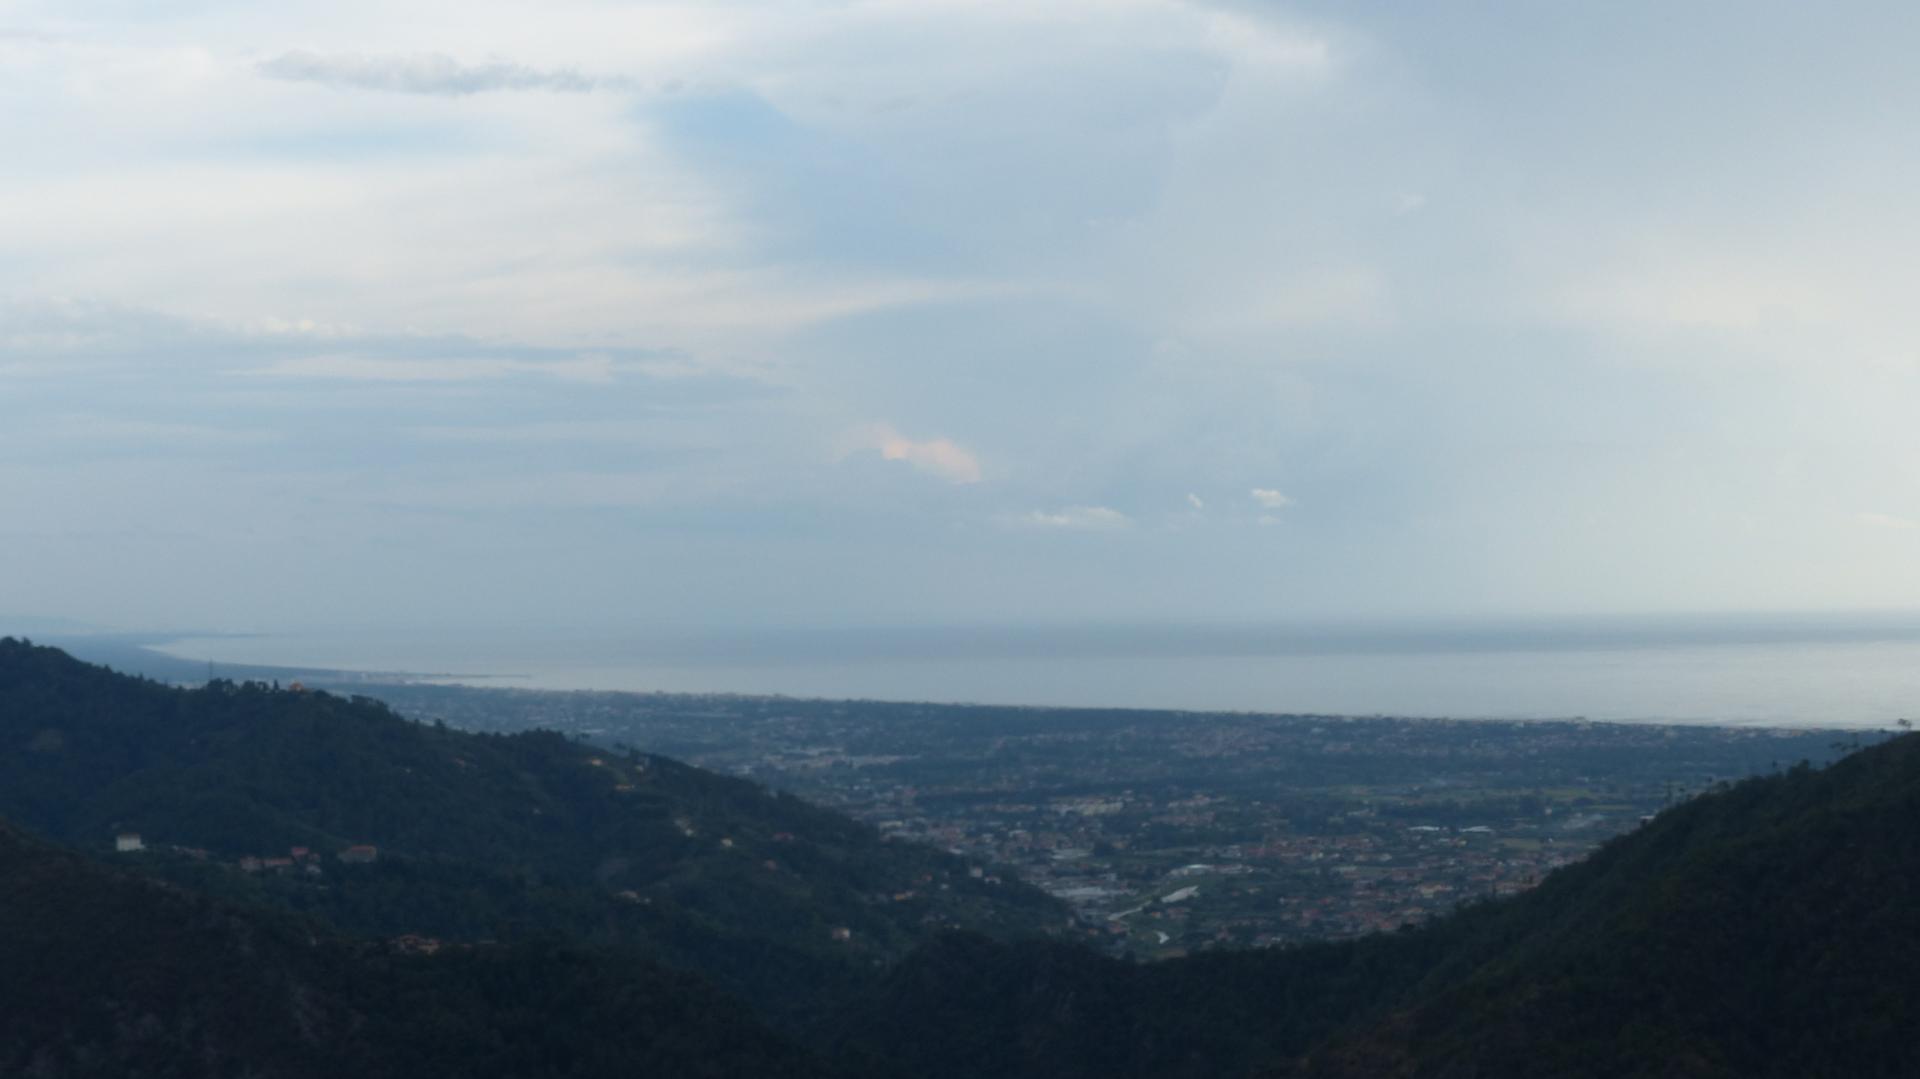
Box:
0, 637, 1067, 1023
10, 634, 1915, 1077
1288, 733, 1920, 1078
33, 631, 395, 687
833, 732, 1920, 1078
0, 817, 834, 1078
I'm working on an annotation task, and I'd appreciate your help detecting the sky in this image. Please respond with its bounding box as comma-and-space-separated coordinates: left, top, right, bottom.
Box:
5, 0, 1920, 641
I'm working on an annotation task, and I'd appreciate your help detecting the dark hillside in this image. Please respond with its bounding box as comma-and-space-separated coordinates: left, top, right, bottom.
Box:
11, 635, 1915, 1077
1289, 733, 1920, 1078
0, 638, 1066, 1021
0, 819, 834, 1078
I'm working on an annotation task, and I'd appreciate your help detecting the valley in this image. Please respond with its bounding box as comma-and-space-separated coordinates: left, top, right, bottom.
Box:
350, 682, 1850, 956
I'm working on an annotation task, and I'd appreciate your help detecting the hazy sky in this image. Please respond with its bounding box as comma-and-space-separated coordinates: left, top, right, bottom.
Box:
5, 1, 1920, 637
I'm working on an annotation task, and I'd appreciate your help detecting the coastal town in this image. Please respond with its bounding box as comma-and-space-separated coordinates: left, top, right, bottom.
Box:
356, 683, 1852, 956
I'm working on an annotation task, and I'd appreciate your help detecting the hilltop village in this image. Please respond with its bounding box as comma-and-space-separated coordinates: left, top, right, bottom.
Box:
358, 684, 1850, 956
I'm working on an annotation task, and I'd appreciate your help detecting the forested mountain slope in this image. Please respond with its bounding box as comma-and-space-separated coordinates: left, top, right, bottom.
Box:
9, 636, 1914, 1077
0, 818, 834, 1078
1289, 731, 1920, 1078
0, 637, 1065, 1021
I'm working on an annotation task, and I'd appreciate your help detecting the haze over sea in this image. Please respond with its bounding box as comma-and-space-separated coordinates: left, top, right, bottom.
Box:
154, 613, 1920, 729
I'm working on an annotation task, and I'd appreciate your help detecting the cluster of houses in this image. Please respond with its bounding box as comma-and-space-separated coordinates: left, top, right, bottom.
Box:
239, 847, 325, 874
112, 832, 379, 872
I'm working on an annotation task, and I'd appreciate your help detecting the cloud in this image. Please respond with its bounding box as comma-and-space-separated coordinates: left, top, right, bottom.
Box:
0, 297, 208, 355
1198, 9, 1335, 74
257, 51, 609, 96
1250, 487, 1293, 510
1021, 505, 1131, 531
0, 414, 279, 449
375, 470, 680, 510
244, 354, 617, 383
405, 421, 669, 445
57, 417, 279, 447
845, 423, 982, 484
1857, 512, 1920, 532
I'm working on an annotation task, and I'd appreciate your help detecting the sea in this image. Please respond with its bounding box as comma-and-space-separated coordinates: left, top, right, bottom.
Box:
147, 612, 1920, 730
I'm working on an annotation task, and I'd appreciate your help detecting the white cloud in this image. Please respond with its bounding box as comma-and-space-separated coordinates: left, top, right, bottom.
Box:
1857, 512, 1920, 532
4, 415, 279, 448
0, 0, 1344, 360
1186, 266, 1390, 334
1555, 256, 1847, 336
258, 51, 610, 95
18, 0, 1920, 630
1021, 505, 1131, 530
406, 421, 669, 445
1198, 8, 1335, 75
377, 470, 679, 510
244, 353, 617, 383
845, 422, 982, 484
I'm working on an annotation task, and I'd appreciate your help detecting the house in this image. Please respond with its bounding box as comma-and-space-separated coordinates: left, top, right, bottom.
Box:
339, 845, 379, 864
114, 833, 144, 853
390, 934, 443, 955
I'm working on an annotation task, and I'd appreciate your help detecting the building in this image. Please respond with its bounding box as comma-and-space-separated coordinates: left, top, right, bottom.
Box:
114, 833, 144, 853
339, 844, 379, 864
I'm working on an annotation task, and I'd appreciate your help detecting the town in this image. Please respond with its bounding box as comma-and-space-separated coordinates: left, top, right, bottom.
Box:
354, 683, 1854, 957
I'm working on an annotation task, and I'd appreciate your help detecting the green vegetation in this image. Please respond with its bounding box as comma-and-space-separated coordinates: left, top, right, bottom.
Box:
1292, 742, 1920, 1077
0, 819, 834, 1078
0, 637, 1066, 1024
5, 637, 1917, 1077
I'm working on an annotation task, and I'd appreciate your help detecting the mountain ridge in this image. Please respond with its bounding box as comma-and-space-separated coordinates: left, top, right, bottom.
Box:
0, 637, 1068, 1025
6, 636, 1916, 1076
